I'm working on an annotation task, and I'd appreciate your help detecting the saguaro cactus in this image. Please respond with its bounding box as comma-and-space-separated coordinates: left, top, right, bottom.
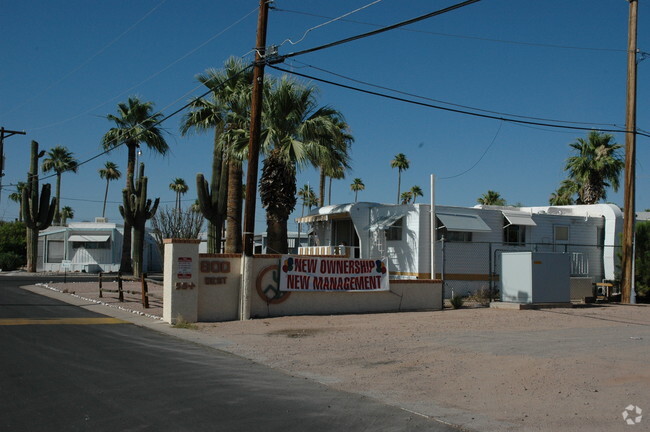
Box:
22, 141, 57, 272
120, 163, 159, 278
196, 170, 227, 253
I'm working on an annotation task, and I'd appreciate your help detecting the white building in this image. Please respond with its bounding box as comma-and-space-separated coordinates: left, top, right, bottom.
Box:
37, 220, 162, 273
297, 202, 622, 296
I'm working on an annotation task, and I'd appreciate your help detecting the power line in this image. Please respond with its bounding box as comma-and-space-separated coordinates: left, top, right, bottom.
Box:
30, 5, 259, 132
2, 0, 168, 118
26, 64, 255, 185
268, 64, 650, 138
290, 60, 623, 128
274, 8, 631, 54
271, 0, 481, 63
278, 0, 383, 47
440, 121, 503, 180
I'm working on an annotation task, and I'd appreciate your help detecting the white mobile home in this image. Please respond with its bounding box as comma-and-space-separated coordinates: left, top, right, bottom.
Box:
38, 220, 162, 273
297, 202, 622, 296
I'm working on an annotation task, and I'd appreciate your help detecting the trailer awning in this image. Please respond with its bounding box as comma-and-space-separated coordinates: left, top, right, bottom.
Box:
295, 212, 350, 223
502, 210, 537, 227
436, 212, 491, 232
368, 213, 405, 231
68, 234, 110, 242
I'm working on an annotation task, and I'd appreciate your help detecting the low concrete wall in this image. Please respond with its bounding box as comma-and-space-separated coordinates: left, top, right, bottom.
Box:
250, 278, 442, 318
197, 254, 241, 322
163, 245, 442, 323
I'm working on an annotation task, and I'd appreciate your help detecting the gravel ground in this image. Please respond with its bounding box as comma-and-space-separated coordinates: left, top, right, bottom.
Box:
35, 280, 650, 432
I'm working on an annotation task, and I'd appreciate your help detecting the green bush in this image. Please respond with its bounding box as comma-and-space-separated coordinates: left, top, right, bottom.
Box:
450, 294, 464, 309
0, 222, 26, 270
0, 252, 25, 271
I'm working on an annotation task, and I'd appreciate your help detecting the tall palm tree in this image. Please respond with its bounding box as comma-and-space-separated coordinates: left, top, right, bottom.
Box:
98, 161, 121, 218
327, 165, 346, 206
350, 178, 365, 202
181, 57, 253, 254
401, 191, 413, 204
410, 185, 424, 203
60, 206, 74, 225
259, 77, 343, 254
564, 131, 623, 204
477, 190, 506, 206
102, 97, 168, 273
169, 178, 189, 212
8, 182, 26, 222
390, 153, 410, 204
41, 146, 78, 224
549, 179, 580, 206
307, 113, 353, 207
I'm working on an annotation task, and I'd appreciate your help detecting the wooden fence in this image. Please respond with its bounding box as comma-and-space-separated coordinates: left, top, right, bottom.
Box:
98, 272, 163, 308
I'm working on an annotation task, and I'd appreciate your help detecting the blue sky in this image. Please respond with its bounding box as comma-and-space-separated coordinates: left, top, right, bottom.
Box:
1, 0, 648, 234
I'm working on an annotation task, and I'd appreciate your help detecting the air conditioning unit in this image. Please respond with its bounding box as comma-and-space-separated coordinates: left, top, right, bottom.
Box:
95, 217, 108, 223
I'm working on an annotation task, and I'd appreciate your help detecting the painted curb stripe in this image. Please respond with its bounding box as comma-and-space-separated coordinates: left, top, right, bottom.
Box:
0, 317, 129, 326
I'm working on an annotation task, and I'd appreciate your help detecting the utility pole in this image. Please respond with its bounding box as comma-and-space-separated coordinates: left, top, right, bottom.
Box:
242, 0, 270, 256
0, 127, 27, 204
621, 0, 638, 304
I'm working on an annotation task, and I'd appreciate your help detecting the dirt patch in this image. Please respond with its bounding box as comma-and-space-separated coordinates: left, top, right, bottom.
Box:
32, 280, 650, 432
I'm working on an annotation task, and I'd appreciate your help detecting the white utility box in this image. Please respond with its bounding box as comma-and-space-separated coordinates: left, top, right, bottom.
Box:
501, 252, 570, 304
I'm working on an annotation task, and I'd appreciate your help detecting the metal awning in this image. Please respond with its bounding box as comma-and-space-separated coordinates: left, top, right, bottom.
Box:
436, 212, 491, 232
295, 212, 350, 224
295, 214, 331, 223
68, 234, 110, 242
502, 210, 537, 227
368, 213, 404, 231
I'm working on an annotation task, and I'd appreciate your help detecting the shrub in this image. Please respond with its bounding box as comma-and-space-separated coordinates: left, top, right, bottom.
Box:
0, 252, 24, 271
450, 294, 464, 309
0, 222, 26, 270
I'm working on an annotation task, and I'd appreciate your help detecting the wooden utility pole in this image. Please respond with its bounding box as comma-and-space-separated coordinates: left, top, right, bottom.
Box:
242, 0, 270, 256
621, 0, 638, 304
0, 127, 27, 204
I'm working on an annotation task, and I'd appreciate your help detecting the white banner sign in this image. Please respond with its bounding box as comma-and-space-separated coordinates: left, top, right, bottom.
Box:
279, 255, 389, 292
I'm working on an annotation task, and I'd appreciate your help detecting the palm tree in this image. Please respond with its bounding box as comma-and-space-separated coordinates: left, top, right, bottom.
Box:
181, 57, 253, 254
401, 191, 413, 204
169, 178, 189, 212
390, 153, 410, 204
410, 185, 424, 203
350, 178, 365, 202
477, 190, 506, 206
564, 131, 623, 204
327, 165, 346, 206
259, 77, 345, 254
549, 179, 580, 206
60, 206, 74, 225
41, 146, 78, 224
8, 182, 26, 222
102, 97, 168, 273
307, 113, 353, 207
98, 161, 121, 218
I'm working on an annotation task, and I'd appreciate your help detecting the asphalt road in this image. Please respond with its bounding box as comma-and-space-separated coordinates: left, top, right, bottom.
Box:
0, 277, 458, 432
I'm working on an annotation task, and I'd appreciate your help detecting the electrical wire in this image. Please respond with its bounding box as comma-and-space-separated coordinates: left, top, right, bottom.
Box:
289, 60, 623, 128
27, 63, 255, 185
272, 0, 481, 63
439, 121, 503, 180
278, 0, 383, 47
269, 64, 650, 138
2, 0, 168, 118
274, 8, 631, 54
30, 5, 259, 132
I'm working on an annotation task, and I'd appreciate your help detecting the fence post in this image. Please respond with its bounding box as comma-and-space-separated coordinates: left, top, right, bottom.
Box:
488, 242, 493, 302
118, 272, 124, 302
142, 272, 149, 308
98, 272, 103, 298
441, 235, 446, 305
